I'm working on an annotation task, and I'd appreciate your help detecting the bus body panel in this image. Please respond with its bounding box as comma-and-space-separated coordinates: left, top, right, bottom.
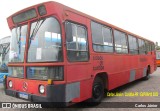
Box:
91, 53, 154, 90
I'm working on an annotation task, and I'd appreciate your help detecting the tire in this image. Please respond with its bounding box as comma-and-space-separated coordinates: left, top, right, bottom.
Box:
87, 77, 104, 106
142, 67, 150, 80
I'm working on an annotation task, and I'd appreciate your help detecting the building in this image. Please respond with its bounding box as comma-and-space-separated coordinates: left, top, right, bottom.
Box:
0, 36, 10, 83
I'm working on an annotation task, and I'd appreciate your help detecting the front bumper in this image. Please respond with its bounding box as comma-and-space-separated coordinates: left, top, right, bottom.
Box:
5, 84, 65, 102
5, 84, 68, 107
3, 75, 80, 107
4, 79, 80, 107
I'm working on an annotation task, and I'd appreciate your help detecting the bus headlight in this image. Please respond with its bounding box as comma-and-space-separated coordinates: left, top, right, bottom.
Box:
39, 85, 45, 94
9, 81, 13, 88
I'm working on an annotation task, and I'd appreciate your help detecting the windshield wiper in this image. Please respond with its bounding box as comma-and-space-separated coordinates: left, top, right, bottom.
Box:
28, 19, 45, 49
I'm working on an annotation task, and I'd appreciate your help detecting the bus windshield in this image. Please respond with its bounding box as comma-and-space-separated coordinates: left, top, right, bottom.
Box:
9, 25, 27, 62
28, 17, 62, 62
156, 51, 160, 60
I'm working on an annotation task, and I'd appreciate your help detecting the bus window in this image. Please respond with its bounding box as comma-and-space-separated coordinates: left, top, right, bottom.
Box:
138, 39, 146, 54
114, 30, 128, 54
128, 35, 138, 54
147, 42, 152, 52
91, 21, 113, 53
145, 41, 148, 54
148, 42, 151, 52
9, 25, 27, 62
28, 17, 63, 62
65, 22, 89, 62
152, 44, 155, 51
8, 67, 24, 78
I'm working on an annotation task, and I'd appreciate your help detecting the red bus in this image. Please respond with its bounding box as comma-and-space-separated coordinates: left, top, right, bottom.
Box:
4, 1, 156, 106
156, 50, 160, 66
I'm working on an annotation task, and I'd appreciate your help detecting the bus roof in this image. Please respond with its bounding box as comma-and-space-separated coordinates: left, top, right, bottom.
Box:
7, 1, 154, 44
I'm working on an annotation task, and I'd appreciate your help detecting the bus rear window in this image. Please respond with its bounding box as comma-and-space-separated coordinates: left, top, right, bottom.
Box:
12, 9, 37, 24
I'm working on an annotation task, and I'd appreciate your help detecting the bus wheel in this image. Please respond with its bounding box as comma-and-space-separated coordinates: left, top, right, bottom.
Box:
142, 67, 150, 80
87, 77, 104, 106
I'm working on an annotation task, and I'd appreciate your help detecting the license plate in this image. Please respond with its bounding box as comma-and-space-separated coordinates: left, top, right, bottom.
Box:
19, 92, 28, 99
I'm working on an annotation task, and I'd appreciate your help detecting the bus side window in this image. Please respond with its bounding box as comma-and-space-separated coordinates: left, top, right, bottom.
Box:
114, 30, 128, 54
149, 42, 152, 54
152, 44, 155, 51
128, 35, 138, 54
148, 42, 152, 54
91, 21, 113, 53
65, 22, 89, 62
145, 40, 151, 54
138, 39, 146, 55
152, 43, 155, 55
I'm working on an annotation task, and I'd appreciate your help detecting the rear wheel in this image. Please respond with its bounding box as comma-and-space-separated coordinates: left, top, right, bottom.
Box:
142, 67, 150, 80
87, 77, 104, 106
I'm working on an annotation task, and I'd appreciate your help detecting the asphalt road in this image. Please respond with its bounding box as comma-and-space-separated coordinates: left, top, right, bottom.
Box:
0, 68, 160, 111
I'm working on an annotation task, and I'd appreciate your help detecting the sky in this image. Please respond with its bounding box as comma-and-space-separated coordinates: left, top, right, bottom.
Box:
0, 0, 160, 45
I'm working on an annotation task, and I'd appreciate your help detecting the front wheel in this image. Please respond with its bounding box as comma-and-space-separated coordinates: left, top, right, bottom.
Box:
87, 77, 104, 106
